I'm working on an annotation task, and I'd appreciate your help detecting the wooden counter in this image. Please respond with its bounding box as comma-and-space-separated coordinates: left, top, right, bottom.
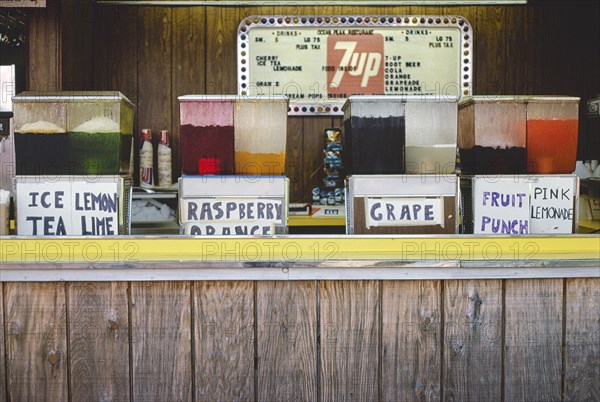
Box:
0, 235, 598, 401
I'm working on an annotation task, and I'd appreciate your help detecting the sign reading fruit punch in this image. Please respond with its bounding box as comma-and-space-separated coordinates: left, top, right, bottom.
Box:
471, 175, 578, 235
179, 176, 289, 235
238, 15, 472, 115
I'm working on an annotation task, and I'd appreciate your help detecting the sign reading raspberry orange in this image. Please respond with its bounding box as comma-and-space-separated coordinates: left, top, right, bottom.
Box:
238, 15, 472, 115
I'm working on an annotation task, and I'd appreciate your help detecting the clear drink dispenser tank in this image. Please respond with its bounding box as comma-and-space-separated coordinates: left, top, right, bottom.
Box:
12, 91, 134, 176
404, 96, 458, 174
458, 96, 527, 175
526, 96, 579, 174
13, 94, 68, 175
234, 96, 288, 175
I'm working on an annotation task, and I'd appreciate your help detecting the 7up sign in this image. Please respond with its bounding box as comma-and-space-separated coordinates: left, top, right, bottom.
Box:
327, 34, 384, 95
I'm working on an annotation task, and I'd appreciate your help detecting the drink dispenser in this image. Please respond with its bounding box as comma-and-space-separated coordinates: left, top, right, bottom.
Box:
234, 97, 287, 175
404, 96, 458, 174
67, 93, 134, 175
343, 96, 406, 175
458, 96, 527, 175
12, 92, 134, 176
178, 95, 288, 176
526, 96, 579, 174
179, 95, 235, 175
13, 94, 68, 175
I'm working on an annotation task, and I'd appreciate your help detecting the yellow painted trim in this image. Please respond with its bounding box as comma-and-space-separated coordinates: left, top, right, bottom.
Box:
288, 216, 346, 227
579, 220, 600, 231
1, 236, 599, 263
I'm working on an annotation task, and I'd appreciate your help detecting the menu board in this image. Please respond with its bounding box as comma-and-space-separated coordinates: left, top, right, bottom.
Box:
238, 15, 472, 115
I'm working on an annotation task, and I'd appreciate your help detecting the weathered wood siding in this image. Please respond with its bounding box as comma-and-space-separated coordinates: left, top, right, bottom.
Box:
1, 278, 598, 401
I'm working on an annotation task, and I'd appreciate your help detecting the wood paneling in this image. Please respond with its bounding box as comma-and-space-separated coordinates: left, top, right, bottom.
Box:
257, 281, 317, 401
131, 281, 192, 401
564, 278, 600, 401
382, 281, 441, 402
4, 283, 67, 402
320, 281, 379, 402
286, 117, 304, 202
67, 282, 129, 402
504, 279, 563, 402
93, 6, 138, 103
443, 280, 502, 401
27, 0, 61, 91
61, 0, 94, 90
195, 281, 254, 402
0, 284, 5, 402
0, 278, 598, 399
475, 6, 505, 94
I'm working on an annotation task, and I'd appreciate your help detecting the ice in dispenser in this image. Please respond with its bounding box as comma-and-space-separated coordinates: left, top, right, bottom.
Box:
13, 92, 134, 176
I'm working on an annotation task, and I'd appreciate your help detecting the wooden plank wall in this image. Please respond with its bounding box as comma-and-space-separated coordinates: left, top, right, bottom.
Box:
36, 1, 596, 201
0, 278, 598, 401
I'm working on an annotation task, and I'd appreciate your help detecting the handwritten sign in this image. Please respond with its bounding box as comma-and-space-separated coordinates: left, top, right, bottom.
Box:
473, 179, 530, 235
180, 198, 284, 223
183, 221, 275, 236
365, 197, 443, 228
180, 198, 284, 236
239, 15, 472, 115
472, 176, 578, 235
16, 180, 119, 236
530, 177, 576, 233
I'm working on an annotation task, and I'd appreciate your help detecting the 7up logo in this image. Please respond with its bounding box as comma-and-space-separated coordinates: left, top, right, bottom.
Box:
327, 34, 384, 95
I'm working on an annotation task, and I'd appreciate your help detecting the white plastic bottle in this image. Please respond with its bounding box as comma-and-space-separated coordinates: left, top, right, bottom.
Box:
139, 129, 154, 188
158, 130, 172, 187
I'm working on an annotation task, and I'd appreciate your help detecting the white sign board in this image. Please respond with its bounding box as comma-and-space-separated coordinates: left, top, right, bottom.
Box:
473, 179, 530, 235
239, 16, 472, 115
180, 198, 284, 224
365, 197, 443, 228
183, 221, 275, 236
180, 197, 284, 236
17, 180, 119, 236
530, 177, 576, 233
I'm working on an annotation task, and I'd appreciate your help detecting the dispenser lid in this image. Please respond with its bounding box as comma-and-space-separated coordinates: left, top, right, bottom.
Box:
12, 91, 135, 108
